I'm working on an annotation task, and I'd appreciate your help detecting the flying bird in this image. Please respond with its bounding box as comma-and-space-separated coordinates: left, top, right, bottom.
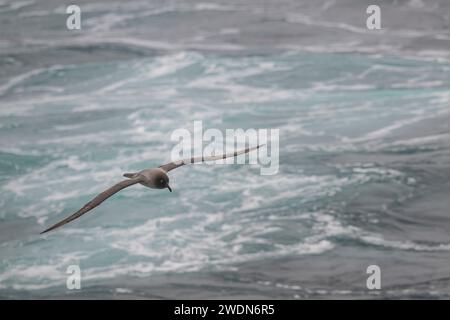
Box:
40, 145, 263, 234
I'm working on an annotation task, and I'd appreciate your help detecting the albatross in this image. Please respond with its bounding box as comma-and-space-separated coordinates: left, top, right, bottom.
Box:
40, 145, 263, 234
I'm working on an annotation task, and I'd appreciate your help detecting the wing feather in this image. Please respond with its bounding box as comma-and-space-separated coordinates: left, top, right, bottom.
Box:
41, 178, 141, 234
159, 144, 264, 173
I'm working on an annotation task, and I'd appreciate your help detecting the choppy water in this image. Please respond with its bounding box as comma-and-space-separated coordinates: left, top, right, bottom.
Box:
0, 0, 450, 299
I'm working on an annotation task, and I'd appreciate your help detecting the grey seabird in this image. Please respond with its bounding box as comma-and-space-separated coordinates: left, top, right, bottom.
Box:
40, 145, 263, 234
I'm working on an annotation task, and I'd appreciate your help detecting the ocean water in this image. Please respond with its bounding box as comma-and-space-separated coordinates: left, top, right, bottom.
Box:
0, 0, 450, 299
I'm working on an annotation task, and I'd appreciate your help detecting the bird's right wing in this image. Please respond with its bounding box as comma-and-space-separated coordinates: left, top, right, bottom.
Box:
40, 177, 142, 234
159, 144, 264, 173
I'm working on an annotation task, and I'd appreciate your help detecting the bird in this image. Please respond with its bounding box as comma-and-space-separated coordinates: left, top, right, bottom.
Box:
40, 144, 263, 234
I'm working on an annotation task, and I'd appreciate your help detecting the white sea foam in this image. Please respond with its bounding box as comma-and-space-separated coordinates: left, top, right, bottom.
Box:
0, 251, 88, 290
0, 68, 43, 96
0, 0, 34, 13
390, 133, 450, 146
1, 45, 449, 295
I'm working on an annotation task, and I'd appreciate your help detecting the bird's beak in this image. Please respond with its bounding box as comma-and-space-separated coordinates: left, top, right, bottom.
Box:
167, 185, 172, 192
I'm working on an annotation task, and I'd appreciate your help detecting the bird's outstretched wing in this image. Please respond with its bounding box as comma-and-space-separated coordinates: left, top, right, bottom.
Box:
40, 177, 142, 234
159, 144, 264, 173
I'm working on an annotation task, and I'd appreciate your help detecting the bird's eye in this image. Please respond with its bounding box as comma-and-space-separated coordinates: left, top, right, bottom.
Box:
160, 179, 164, 184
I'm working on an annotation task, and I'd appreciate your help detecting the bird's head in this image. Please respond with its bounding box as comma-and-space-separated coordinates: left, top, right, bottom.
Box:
155, 171, 172, 192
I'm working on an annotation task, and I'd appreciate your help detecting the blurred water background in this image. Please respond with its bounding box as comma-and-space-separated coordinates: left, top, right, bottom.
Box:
0, 0, 450, 298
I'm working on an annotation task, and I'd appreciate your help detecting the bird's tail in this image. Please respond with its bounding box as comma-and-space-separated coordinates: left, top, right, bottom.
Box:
123, 172, 138, 178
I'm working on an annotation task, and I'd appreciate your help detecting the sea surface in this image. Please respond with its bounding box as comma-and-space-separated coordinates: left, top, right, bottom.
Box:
0, 0, 450, 299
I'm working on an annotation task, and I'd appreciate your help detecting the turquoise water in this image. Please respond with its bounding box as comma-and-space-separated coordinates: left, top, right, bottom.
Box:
1, 0, 450, 299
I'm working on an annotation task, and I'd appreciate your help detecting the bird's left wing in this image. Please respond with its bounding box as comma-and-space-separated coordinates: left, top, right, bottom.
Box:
159, 144, 264, 173
40, 177, 142, 234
